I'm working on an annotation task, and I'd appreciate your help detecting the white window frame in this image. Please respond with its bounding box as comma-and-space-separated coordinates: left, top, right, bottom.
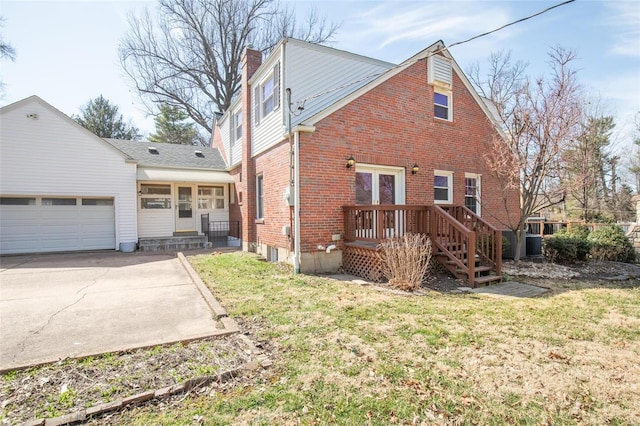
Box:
140, 183, 172, 209
434, 89, 452, 121
256, 174, 264, 219
254, 62, 280, 126
232, 110, 242, 145
434, 170, 453, 204
464, 173, 481, 216
197, 186, 225, 210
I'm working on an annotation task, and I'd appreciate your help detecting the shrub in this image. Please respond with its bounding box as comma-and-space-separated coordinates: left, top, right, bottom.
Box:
587, 226, 636, 263
567, 224, 591, 239
543, 235, 590, 264
378, 233, 432, 291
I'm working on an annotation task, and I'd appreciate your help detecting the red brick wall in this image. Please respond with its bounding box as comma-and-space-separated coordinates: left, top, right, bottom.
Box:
249, 55, 520, 255
254, 140, 293, 251
292, 58, 519, 252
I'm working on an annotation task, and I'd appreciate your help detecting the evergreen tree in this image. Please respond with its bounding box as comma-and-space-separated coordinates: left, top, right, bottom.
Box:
73, 95, 141, 140
148, 104, 200, 145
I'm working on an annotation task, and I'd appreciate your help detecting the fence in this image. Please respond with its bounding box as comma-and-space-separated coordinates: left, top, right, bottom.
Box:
200, 214, 241, 248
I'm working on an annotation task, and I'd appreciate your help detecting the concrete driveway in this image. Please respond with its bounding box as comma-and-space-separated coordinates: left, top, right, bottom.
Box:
0, 251, 235, 371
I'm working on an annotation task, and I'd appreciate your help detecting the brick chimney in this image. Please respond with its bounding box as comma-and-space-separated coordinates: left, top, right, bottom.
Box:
240, 47, 262, 252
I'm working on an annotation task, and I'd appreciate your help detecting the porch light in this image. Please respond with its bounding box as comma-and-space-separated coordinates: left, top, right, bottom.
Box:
346, 156, 356, 168
412, 164, 419, 175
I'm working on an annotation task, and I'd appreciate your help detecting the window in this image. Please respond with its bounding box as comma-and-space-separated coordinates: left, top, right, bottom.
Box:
262, 78, 275, 117
434, 91, 450, 120
434, 171, 453, 204
465, 174, 481, 215
197, 186, 225, 209
140, 184, 171, 209
0, 197, 35, 205
82, 198, 114, 206
42, 198, 77, 206
254, 62, 280, 125
256, 175, 264, 219
234, 110, 242, 142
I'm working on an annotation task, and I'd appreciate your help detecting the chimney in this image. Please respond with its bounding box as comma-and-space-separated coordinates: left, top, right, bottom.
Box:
240, 46, 263, 252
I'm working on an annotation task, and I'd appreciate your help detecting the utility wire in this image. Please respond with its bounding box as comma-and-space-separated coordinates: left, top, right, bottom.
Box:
293, 0, 576, 108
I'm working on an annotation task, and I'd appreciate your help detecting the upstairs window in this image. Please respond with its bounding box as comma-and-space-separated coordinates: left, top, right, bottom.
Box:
434, 91, 450, 120
254, 62, 280, 125
233, 110, 242, 144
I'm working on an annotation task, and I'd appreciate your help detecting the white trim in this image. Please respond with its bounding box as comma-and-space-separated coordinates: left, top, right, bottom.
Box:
434, 170, 454, 204
355, 164, 406, 205
136, 168, 234, 183
434, 88, 453, 122
464, 173, 482, 216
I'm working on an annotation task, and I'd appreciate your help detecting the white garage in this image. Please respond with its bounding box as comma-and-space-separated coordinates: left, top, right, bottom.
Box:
0, 96, 138, 255
0, 196, 116, 254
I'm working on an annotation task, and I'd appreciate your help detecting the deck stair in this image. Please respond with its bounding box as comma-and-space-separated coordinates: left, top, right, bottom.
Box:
342, 204, 503, 288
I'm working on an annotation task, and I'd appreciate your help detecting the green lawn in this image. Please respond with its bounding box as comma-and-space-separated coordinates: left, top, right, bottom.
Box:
121, 252, 640, 425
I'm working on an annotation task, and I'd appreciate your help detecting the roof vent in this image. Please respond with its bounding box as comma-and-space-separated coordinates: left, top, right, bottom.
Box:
195, 150, 204, 157
148, 147, 159, 154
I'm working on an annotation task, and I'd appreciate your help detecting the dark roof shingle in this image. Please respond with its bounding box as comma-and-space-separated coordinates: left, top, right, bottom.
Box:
104, 139, 227, 170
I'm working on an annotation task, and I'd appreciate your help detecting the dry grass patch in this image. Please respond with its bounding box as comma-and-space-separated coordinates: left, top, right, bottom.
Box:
92, 252, 639, 425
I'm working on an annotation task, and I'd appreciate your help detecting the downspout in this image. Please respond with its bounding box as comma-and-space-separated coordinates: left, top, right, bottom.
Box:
294, 130, 301, 273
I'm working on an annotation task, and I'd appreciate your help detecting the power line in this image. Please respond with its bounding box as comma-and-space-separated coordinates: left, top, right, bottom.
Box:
292, 0, 576, 108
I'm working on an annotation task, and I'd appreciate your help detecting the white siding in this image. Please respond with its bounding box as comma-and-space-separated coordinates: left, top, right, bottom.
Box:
251, 52, 286, 157
219, 112, 231, 164
218, 105, 243, 168
0, 97, 138, 249
284, 41, 394, 128
137, 209, 174, 238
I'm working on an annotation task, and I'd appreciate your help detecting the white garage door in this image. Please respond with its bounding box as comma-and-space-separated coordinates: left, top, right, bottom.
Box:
0, 196, 116, 254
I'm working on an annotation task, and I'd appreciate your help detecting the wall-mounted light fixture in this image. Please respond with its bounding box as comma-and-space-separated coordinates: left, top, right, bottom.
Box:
346, 155, 356, 168
412, 164, 419, 175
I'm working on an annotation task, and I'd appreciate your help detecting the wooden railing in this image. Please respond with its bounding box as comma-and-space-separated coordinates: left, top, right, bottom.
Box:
441, 205, 502, 276
343, 205, 430, 242
343, 204, 502, 286
430, 205, 477, 283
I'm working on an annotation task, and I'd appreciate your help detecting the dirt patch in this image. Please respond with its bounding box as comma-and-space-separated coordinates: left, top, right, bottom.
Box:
503, 259, 640, 280
0, 334, 263, 425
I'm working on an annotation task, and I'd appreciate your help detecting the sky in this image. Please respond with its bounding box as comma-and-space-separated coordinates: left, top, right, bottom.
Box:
1, 0, 639, 173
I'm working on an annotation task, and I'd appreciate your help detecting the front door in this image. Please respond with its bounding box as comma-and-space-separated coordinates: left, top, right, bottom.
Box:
175, 185, 196, 232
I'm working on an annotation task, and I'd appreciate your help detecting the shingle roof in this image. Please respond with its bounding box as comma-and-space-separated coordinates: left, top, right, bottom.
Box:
104, 139, 227, 170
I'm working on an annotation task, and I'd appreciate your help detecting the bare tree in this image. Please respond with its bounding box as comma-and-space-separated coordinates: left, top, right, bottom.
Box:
0, 17, 15, 61
563, 115, 615, 221
469, 47, 582, 260
630, 112, 640, 193
119, 0, 339, 134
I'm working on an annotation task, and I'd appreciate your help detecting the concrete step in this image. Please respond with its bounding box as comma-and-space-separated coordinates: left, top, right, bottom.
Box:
138, 235, 207, 252
473, 275, 502, 286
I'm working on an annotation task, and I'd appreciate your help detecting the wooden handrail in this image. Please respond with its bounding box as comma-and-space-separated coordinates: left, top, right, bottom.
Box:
441, 205, 501, 277
342, 205, 430, 242
342, 204, 502, 287
432, 205, 475, 285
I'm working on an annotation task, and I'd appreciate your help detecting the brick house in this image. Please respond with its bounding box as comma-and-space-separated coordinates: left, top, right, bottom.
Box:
212, 38, 520, 286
